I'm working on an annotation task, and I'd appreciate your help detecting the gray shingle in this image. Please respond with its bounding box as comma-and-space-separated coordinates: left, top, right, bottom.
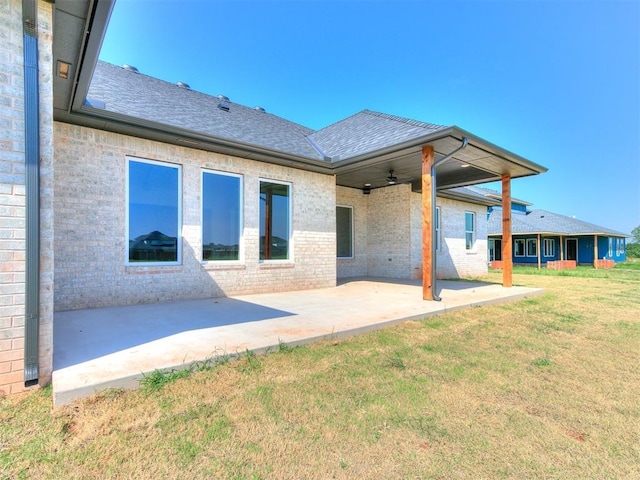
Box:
309, 110, 447, 159
87, 61, 325, 160
487, 208, 628, 237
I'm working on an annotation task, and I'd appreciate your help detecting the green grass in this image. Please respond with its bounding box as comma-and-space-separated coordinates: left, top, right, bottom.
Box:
1, 267, 639, 479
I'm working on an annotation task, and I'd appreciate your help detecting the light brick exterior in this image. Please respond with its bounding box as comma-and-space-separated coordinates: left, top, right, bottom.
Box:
337, 184, 489, 280
0, 0, 54, 396
53, 123, 336, 311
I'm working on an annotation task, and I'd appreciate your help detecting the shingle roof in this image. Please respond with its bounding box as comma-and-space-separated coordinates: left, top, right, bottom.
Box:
87, 62, 451, 163
309, 110, 447, 160
487, 208, 628, 237
87, 61, 325, 160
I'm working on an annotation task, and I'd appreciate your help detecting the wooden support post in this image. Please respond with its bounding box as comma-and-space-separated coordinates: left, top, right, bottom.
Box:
501, 174, 513, 287
422, 145, 435, 300
537, 234, 541, 270
594, 234, 598, 269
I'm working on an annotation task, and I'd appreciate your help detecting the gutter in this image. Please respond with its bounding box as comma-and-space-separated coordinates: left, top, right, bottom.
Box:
22, 0, 40, 386
431, 137, 468, 301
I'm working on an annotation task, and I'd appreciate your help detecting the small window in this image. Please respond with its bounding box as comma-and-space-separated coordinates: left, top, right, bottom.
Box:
543, 238, 555, 257
127, 158, 181, 264
465, 211, 475, 250
202, 170, 242, 261
617, 238, 625, 256
514, 239, 525, 257
435, 206, 441, 251
336, 206, 353, 258
260, 180, 291, 261
526, 238, 537, 257
608, 238, 613, 258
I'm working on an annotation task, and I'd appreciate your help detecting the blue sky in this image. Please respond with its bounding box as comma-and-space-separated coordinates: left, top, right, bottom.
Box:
99, 0, 640, 235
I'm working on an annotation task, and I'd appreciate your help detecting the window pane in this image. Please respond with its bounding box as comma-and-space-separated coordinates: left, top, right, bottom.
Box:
527, 239, 537, 256
202, 172, 241, 261
465, 212, 474, 232
515, 239, 525, 256
128, 160, 180, 263
336, 206, 353, 258
260, 181, 290, 260
465, 212, 474, 250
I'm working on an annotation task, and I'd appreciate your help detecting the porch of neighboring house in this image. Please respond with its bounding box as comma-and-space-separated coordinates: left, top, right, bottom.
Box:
52, 277, 542, 406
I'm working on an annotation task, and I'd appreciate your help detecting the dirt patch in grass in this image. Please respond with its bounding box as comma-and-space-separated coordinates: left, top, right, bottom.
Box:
1, 269, 639, 479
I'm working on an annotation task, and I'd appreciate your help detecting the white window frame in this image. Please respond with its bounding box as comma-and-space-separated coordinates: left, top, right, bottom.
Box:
259, 178, 293, 263
514, 239, 526, 257
608, 238, 613, 258
617, 238, 624, 256
201, 169, 244, 264
126, 157, 182, 267
543, 238, 555, 257
465, 211, 475, 251
336, 205, 354, 259
526, 238, 538, 257
435, 206, 441, 252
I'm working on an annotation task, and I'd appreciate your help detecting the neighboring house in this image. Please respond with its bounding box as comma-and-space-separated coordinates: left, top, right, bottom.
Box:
487, 208, 628, 266
0, 0, 547, 395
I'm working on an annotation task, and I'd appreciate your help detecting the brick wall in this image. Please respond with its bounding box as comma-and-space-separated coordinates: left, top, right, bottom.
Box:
336, 186, 368, 278
53, 123, 336, 311
430, 196, 488, 279
0, 0, 53, 396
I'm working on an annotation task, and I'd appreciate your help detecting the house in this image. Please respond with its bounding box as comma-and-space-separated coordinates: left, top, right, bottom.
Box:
0, 0, 547, 396
487, 207, 628, 267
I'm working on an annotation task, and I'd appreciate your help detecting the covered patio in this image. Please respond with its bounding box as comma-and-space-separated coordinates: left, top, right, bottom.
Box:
53, 278, 541, 406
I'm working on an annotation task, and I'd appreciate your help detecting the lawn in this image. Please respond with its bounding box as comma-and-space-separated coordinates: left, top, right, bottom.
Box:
1, 267, 639, 479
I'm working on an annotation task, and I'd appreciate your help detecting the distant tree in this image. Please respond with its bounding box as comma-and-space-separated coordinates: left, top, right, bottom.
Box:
627, 225, 640, 258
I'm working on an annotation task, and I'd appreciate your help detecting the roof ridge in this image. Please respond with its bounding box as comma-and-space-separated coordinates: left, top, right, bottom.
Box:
361, 109, 446, 131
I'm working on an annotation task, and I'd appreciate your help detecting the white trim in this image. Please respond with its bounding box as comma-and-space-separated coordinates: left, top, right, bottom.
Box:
464, 211, 475, 251
435, 206, 441, 252
543, 238, 555, 257
336, 204, 354, 259
259, 178, 293, 263
201, 169, 244, 265
526, 238, 537, 257
125, 156, 182, 267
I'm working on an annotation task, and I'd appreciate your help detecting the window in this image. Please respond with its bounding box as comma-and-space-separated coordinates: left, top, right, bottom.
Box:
617, 238, 625, 256
465, 211, 475, 250
260, 180, 291, 261
608, 238, 613, 258
127, 158, 181, 264
202, 170, 242, 261
336, 206, 353, 258
526, 238, 537, 257
514, 239, 525, 257
543, 238, 555, 257
435, 206, 441, 251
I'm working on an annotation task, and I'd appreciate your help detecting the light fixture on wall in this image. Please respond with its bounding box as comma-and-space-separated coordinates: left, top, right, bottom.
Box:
363, 183, 371, 195
57, 60, 71, 79
386, 170, 397, 185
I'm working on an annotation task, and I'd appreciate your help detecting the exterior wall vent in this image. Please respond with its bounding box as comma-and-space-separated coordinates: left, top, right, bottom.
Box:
175, 81, 191, 89
121, 64, 139, 73
254, 106, 266, 112
218, 102, 230, 111
216, 94, 229, 102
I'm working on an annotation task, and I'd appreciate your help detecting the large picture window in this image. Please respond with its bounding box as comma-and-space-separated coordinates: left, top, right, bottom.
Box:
127, 158, 181, 264
465, 211, 475, 250
336, 206, 353, 258
514, 239, 525, 257
526, 238, 537, 257
260, 180, 291, 261
202, 170, 242, 261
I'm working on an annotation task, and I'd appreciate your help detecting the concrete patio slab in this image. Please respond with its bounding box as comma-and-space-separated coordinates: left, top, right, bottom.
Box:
52, 278, 542, 406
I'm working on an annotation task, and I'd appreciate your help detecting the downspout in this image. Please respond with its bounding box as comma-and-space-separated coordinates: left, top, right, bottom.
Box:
22, 0, 40, 386
431, 137, 468, 301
